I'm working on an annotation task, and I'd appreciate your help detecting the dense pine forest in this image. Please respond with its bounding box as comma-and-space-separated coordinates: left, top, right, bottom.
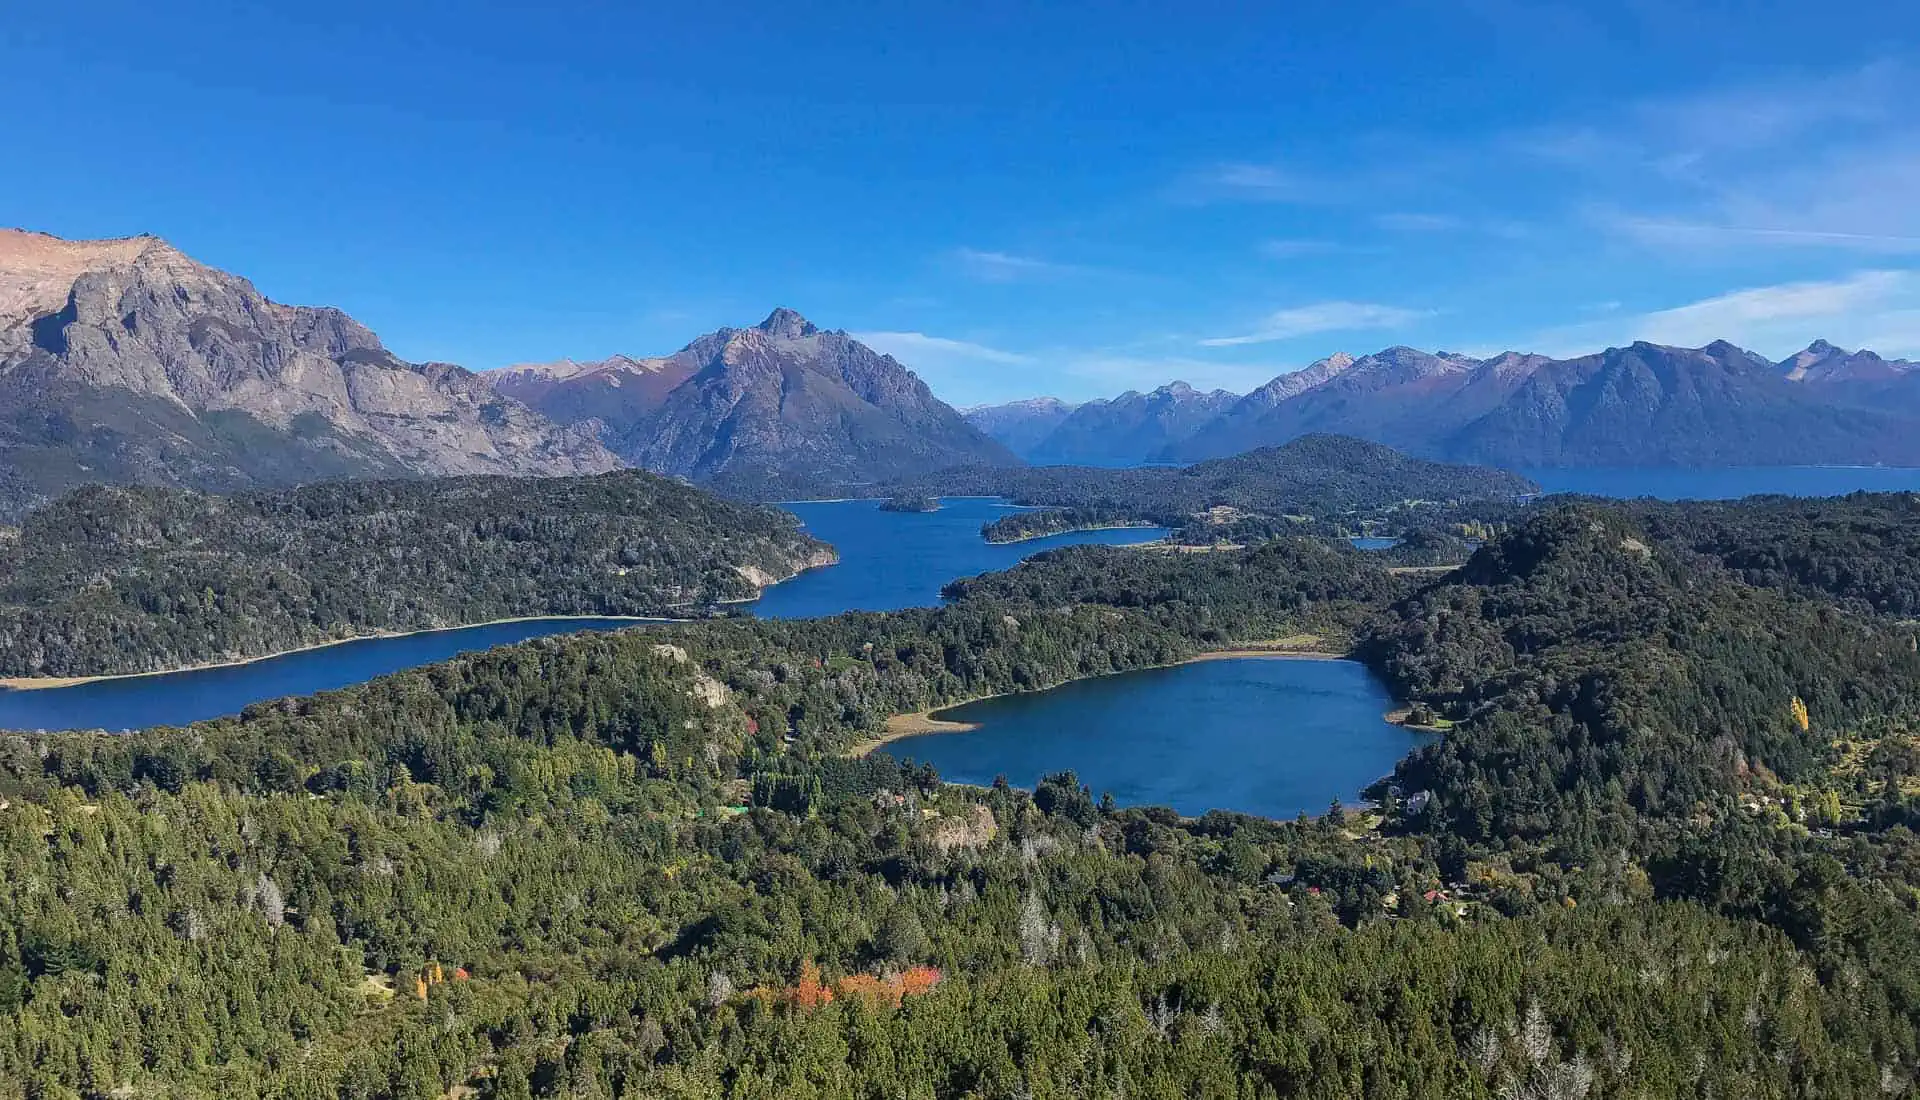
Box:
6, 489, 1920, 1095
0, 472, 832, 679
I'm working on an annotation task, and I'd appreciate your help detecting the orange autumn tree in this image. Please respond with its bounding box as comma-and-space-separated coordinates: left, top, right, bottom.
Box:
790, 960, 834, 1009
743, 963, 943, 1012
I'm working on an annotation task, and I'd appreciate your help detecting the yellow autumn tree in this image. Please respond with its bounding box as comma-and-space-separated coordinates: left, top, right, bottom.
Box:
1790, 696, 1810, 732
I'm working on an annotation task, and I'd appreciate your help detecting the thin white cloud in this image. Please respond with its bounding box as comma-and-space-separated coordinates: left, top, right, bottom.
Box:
1520, 271, 1920, 359
1374, 212, 1464, 233
1259, 238, 1394, 259
1259, 238, 1342, 258
1200, 301, 1433, 347
1172, 162, 1321, 205
856, 331, 1033, 366
854, 330, 1040, 407
1607, 219, 1920, 253
952, 247, 1085, 282
1633, 271, 1910, 347
1535, 64, 1920, 257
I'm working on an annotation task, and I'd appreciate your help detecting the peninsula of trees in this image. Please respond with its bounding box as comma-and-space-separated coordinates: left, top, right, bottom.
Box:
977, 506, 1157, 543
0, 471, 833, 678
900, 434, 1536, 542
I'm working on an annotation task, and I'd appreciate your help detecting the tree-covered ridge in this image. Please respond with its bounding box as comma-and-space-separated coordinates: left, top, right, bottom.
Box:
943, 538, 1402, 647
8, 497, 1920, 1094
1363, 506, 1920, 842
898, 434, 1536, 540
0, 471, 833, 678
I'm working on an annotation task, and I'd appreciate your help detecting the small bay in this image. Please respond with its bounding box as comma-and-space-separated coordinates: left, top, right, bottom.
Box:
883, 657, 1427, 820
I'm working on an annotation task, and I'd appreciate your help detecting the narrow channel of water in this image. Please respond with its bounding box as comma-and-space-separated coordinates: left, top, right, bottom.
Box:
0, 617, 664, 732
0, 498, 1168, 731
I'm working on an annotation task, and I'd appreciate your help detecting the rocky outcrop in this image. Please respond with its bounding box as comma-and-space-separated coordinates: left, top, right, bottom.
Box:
0, 229, 618, 518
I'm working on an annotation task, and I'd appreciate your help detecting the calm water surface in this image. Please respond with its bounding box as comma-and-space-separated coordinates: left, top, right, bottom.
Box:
749, 497, 1168, 618
885, 657, 1427, 819
1523, 466, 1920, 500
0, 499, 1167, 731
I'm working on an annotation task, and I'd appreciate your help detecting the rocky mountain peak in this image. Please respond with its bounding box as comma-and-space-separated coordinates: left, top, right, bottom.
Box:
0, 228, 172, 320
756, 307, 820, 340
0, 229, 619, 517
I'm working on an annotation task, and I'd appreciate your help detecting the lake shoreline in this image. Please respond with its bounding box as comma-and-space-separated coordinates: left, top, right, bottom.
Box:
853, 646, 1349, 757
0, 614, 681, 692
982, 523, 1165, 546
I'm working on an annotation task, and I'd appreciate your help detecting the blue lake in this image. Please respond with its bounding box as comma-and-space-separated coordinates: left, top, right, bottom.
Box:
752, 497, 1169, 618
1522, 466, 1920, 500
0, 498, 1167, 731
884, 657, 1425, 819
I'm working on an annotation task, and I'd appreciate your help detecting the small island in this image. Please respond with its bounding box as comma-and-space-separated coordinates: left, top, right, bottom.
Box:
981, 506, 1157, 544
878, 494, 941, 513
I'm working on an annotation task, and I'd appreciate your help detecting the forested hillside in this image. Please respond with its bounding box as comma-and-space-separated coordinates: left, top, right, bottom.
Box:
7, 497, 1920, 1095
1623, 491, 1920, 617
0, 472, 832, 678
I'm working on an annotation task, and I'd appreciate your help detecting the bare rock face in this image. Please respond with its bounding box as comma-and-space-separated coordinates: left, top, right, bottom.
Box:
0, 229, 618, 518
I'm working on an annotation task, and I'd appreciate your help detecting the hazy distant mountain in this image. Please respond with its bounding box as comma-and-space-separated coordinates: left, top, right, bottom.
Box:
1028, 381, 1237, 466
1773, 339, 1920, 416
1443, 340, 1920, 466
0, 229, 617, 519
517, 308, 1016, 497
962, 396, 1078, 458
1145, 338, 1920, 468
1778, 339, 1915, 385
1160, 347, 1488, 463
1171, 352, 1356, 460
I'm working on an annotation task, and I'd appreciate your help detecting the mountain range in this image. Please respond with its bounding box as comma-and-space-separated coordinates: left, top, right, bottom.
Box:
10, 226, 1920, 521
0, 231, 1010, 517
968, 340, 1920, 469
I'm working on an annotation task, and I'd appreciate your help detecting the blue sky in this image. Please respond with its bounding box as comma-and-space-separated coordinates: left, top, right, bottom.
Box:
6, 0, 1919, 405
